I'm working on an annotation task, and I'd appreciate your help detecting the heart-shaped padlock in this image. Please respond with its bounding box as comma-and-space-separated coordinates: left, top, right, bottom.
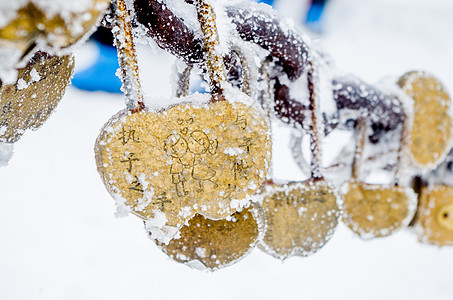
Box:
1, 51, 74, 143
155, 203, 265, 271
95, 0, 271, 241
342, 118, 417, 239
152, 44, 266, 270
255, 57, 341, 259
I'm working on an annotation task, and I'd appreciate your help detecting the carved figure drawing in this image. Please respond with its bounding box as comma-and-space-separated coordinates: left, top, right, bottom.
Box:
164, 134, 189, 197
187, 130, 218, 193
164, 128, 219, 196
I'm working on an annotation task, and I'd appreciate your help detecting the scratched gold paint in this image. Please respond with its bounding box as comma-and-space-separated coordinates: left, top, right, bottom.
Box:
342, 182, 416, 238
257, 180, 341, 259
156, 205, 264, 271
0, 53, 74, 143
415, 185, 453, 246
398, 71, 452, 168
95, 99, 271, 229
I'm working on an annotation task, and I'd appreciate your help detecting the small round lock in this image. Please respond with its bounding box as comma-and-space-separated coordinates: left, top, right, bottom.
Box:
415, 184, 453, 246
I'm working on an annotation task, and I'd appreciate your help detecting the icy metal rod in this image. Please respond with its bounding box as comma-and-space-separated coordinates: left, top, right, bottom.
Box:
175, 65, 192, 98
351, 118, 368, 181
393, 113, 407, 186
195, 0, 226, 101
259, 56, 274, 181
115, 0, 145, 111
231, 46, 252, 98
307, 59, 323, 180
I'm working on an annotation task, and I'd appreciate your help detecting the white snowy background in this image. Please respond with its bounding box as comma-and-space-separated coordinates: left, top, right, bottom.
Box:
1, 0, 452, 299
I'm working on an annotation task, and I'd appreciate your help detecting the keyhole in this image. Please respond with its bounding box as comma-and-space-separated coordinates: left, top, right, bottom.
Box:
437, 204, 453, 231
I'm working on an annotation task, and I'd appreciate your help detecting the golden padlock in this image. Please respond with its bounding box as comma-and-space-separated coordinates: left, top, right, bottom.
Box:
95, 0, 271, 239
342, 182, 416, 238
255, 56, 341, 259
156, 205, 264, 271
415, 185, 453, 246
1, 52, 74, 143
257, 180, 341, 259
397, 71, 452, 169
95, 90, 271, 230
342, 116, 417, 239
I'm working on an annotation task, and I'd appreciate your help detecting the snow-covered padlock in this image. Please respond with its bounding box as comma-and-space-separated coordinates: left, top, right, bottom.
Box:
1, 51, 74, 143
156, 204, 265, 271
414, 184, 453, 246
257, 180, 341, 259
255, 59, 341, 259
342, 118, 417, 239
397, 71, 452, 170
151, 45, 266, 270
95, 0, 271, 241
0, 0, 109, 63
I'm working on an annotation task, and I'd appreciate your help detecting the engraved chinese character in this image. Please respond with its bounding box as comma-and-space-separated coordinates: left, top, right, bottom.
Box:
239, 136, 255, 154
120, 153, 139, 173
210, 248, 217, 257
118, 126, 140, 145
153, 192, 172, 211
232, 159, 250, 180
233, 113, 247, 130
223, 183, 236, 199
0, 118, 7, 127
2, 101, 12, 115
129, 175, 144, 193
313, 190, 327, 203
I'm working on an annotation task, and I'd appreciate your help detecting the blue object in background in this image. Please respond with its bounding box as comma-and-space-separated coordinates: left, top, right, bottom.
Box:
72, 42, 122, 93
255, 0, 329, 34
258, 0, 275, 6
306, 3, 325, 23
305, 0, 328, 33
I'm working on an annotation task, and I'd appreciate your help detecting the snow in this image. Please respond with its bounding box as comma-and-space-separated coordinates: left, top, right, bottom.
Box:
1, 0, 453, 299
0, 142, 14, 167
0, 1, 27, 28
16, 78, 28, 90
144, 211, 180, 244
32, 0, 99, 19
30, 68, 41, 82
224, 147, 245, 156
0, 47, 21, 84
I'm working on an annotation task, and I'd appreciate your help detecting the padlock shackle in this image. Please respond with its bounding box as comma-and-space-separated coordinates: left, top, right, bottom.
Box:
115, 0, 145, 112
307, 58, 324, 180
351, 118, 368, 181
195, 0, 226, 102
175, 43, 255, 100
